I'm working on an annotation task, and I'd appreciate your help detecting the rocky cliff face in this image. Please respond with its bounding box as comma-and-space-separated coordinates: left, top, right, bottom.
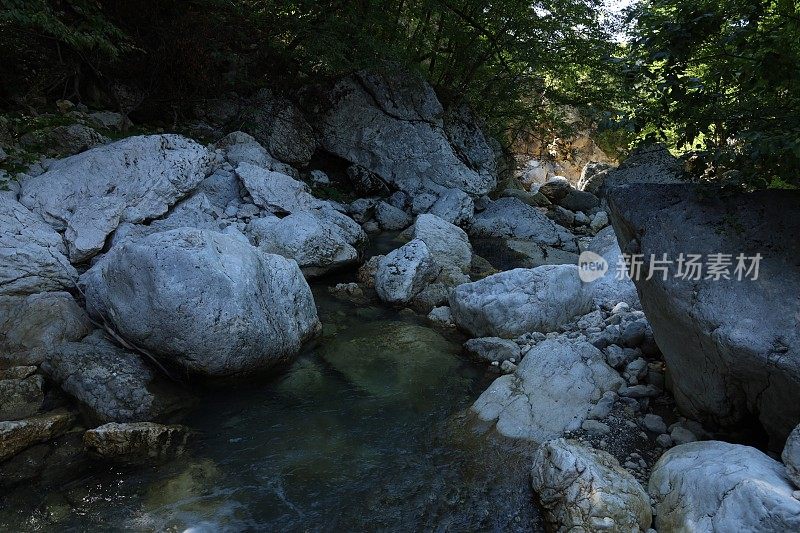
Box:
608, 184, 800, 448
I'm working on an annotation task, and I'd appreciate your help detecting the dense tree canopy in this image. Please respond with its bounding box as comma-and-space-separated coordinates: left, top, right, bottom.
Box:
0, 0, 797, 187
619, 0, 800, 187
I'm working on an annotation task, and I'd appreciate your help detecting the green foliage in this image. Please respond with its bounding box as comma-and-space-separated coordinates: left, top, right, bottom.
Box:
620, 0, 800, 188
0, 0, 619, 147
1, 0, 127, 59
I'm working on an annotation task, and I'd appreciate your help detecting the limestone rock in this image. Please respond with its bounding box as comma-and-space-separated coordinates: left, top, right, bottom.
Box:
609, 184, 800, 447
412, 214, 472, 273
41, 331, 195, 423
531, 438, 652, 532
80, 229, 321, 378
319, 70, 496, 195
0, 196, 78, 295
0, 410, 75, 462
450, 266, 592, 338
471, 338, 623, 441
83, 422, 190, 464
19, 134, 213, 262
650, 441, 800, 531
375, 240, 440, 304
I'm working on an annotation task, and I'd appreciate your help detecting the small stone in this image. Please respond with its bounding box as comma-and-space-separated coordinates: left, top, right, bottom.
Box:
621, 320, 648, 347
642, 413, 668, 434
500, 360, 517, 374
620, 384, 661, 399
590, 211, 609, 231
611, 302, 630, 314
624, 357, 649, 384
656, 433, 673, 448
582, 420, 611, 436
670, 426, 698, 445
427, 306, 455, 328
588, 391, 616, 420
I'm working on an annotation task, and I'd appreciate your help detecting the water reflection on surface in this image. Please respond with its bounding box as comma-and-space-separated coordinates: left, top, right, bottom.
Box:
1, 287, 543, 532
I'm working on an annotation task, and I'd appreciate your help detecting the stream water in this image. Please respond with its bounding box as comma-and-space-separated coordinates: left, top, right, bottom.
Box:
0, 237, 544, 532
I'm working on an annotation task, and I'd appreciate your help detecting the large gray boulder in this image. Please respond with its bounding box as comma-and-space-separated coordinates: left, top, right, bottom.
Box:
319, 70, 496, 195
244, 88, 317, 165
609, 184, 800, 447
782, 423, 800, 488
472, 338, 623, 441
0, 196, 78, 295
531, 438, 651, 532
236, 162, 322, 214
412, 214, 472, 273
375, 239, 440, 304
248, 210, 361, 277
469, 197, 577, 251
0, 292, 91, 360
582, 226, 640, 308
41, 331, 195, 424
19, 134, 213, 262
594, 144, 684, 197
449, 266, 592, 338
80, 229, 321, 378
650, 441, 800, 532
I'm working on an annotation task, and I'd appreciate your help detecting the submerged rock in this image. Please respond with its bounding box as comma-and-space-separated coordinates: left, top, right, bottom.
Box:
471, 338, 623, 442
650, 441, 800, 531
319, 321, 459, 403
83, 422, 190, 464
449, 266, 592, 338
609, 184, 800, 447
19, 134, 213, 262
0, 196, 78, 295
531, 438, 651, 532
41, 331, 195, 423
80, 229, 321, 378
0, 409, 75, 462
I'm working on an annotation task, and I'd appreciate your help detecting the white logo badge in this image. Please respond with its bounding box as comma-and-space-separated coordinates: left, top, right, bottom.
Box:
578, 251, 608, 283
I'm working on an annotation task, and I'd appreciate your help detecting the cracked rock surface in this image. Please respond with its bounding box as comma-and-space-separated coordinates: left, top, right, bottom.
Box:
41, 331, 195, 424
649, 441, 800, 532
19, 134, 213, 263
80, 228, 321, 378
0, 196, 78, 295
471, 338, 623, 441
531, 438, 652, 532
319, 69, 496, 195
450, 265, 593, 338
609, 184, 800, 448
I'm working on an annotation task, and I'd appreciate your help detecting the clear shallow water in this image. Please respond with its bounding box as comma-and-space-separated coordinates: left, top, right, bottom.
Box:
1, 286, 543, 532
